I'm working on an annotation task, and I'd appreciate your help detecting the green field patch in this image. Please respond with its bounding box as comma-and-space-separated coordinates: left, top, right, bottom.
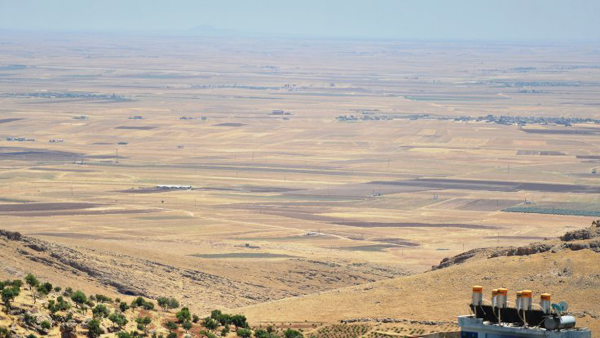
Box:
0, 197, 33, 203
503, 203, 600, 217
191, 252, 296, 259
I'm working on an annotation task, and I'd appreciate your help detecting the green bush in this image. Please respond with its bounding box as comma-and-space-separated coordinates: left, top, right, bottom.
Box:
71, 290, 87, 308
86, 319, 104, 338
176, 307, 191, 323
1, 286, 20, 308
232, 314, 248, 328
238, 328, 253, 338
203, 317, 219, 330
92, 304, 110, 318
109, 312, 129, 329
165, 321, 178, 331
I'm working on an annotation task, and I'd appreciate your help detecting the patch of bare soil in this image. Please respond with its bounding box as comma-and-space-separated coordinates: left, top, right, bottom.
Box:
115, 126, 157, 130
28, 167, 96, 173
0, 118, 23, 124
0, 147, 80, 162
373, 238, 420, 247
334, 221, 501, 230
7, 209, 158, 217
0, 203, 99, 212
214, 123, 246, 127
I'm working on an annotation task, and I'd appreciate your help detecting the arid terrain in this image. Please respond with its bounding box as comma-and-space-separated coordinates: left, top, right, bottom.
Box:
1, 32, 600, 335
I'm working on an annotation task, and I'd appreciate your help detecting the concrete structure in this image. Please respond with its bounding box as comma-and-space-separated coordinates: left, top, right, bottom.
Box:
459, 316, 590, 338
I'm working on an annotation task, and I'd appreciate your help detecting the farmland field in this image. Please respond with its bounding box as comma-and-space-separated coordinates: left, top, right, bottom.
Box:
1, 33, 600, 312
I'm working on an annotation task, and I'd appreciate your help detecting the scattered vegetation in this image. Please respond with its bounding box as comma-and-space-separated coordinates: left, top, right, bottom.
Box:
0, 273, 406, 338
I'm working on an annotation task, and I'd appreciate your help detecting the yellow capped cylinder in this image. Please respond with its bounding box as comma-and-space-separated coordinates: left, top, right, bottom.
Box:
521, 290, 532, 310
541, 293, 551, 313
516, 291, 523, 310
497, 288, 508, 308
472, 286, 483, 306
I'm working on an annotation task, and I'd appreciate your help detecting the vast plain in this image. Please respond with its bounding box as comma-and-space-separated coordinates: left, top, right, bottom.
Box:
1, 33, 600, 320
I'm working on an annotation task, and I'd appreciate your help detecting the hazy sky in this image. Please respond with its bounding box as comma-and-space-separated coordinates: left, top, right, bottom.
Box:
1, 0, 599, 40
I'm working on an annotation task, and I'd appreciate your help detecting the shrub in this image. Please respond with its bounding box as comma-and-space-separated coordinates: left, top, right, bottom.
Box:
136, 317, 152, 334
86, 319, 104, 338
201, 330, 218, 338
131, 297, 145, 307
109, 312, 129, 329
92, 304, 110, 318
40, 282, 53, 294
1, 286, 20, 308
41, 320, 52, 330
25, 274, 39, 291
203, 317, 219, 330
168, 297, 180, 309
182, 321, 192, 332
232, 315, 248, 329
71, 290, 87, 308
0, 326, 9, 338
237, 328, 252, 338
157, 296, 178, 311
95, 294, 112, 303
142, 301, 155, 311
131, 297, 154, 310
176, 307, 191, 323
284, 329, 303, 338
165, 321, 178, 331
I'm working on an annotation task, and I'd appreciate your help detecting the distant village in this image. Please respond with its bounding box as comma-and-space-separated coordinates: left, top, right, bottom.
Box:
337, 111, 600, 127
451, 114, 600, 126
2, 91, 128, 101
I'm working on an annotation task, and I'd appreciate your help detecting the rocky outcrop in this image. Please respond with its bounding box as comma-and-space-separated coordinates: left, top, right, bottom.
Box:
433, 220, 600, 270
60, 322, 77, 338
560, 220, 600, 242
433, 248, 488, 270
490, 243, 554, 258
340, 318, 453, 325
0, 229, 22, 241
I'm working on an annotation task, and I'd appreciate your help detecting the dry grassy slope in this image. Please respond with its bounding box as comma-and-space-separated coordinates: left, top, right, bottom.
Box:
238, 248, 600, 335
0, 230, 408, 315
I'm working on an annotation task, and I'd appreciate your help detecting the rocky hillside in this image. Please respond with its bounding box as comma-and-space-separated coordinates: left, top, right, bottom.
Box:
432, 220, 600, 270
237, 221, 600, 336
0, 230, 408, 315
0, 274, 456, 338
0, 273, 309, 338
4, 223, 600, 337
